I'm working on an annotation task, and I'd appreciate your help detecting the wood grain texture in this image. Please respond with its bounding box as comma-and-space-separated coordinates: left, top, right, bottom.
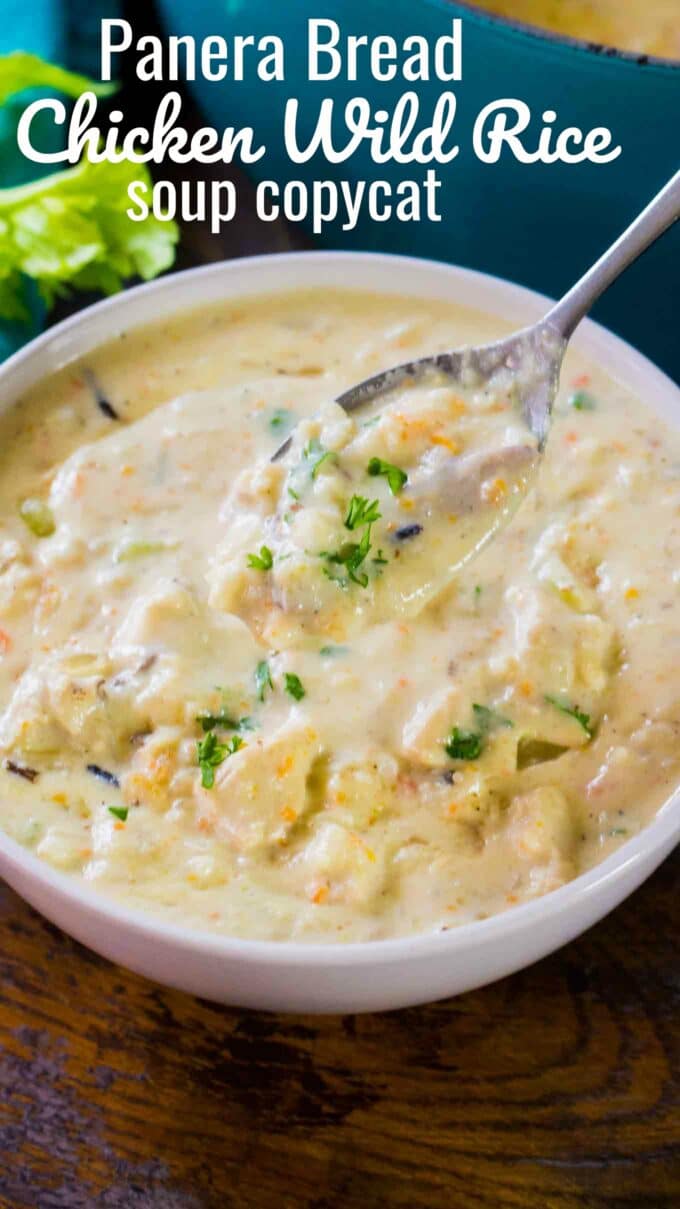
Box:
1, 3, 678, 1202
0, 852, 678, 1209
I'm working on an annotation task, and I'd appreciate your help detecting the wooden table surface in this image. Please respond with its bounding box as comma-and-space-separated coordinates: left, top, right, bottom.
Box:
1, 10, 679, 1203
1, 855, 678, 1208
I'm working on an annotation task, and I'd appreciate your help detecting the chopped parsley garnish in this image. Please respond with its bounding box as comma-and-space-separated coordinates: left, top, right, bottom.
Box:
367, 456, 408, 495
247, 545, 273, 571
303, 437, 323, 459
197, 731, 243, 789
345, 495, 381, 530
108, 806, 128, 822
569, 390, 596, 411
269, 407, 294, 432
284, 672, 306, 701
255, 660, 273, 702
472, 703, 513, 732
302, 437, 339, 480
311, 450, 338, 479
544, 694, 592, 736
444, 705, 512, 763
324, 525, 373, 588
287, 486, 300, 501
196, 708, 252, 734
445, 727, 483, 761
320, 495, 381, 589
197, 731, 226, 788
319, 644, 348, 657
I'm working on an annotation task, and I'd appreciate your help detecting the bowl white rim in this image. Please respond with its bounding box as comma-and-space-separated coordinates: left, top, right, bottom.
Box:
0, 248, 678, 969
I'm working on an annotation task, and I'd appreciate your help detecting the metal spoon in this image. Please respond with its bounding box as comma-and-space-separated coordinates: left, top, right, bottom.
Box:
271, 169, 679, 619
275, 168, 679, 462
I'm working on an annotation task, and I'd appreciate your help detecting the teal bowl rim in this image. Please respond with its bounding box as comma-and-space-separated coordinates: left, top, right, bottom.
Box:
424, 0, 680, 70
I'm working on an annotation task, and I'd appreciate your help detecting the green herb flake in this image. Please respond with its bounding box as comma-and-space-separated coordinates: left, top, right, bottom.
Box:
247, 545, 273, 571
303, 437, 323, 459
269, 408, 294, 433
284, 672, 306, 701
301, 438, 341, 482
197, 730, 244, 789
367, 456, 408, 495
255, 660, 273, 702
345, 495, 381, 531
107, 805, 128, 822
544, 694, 592, 736
197, 731, 226, 788
196, 708, 252, 734
319, 644, 349, 657
320, 495, 381, 589
445, 727, 483, 761
324, 526, 373, 588
569, 390, 597, 412
19, 498, 55, 538
311, 450, 339, 479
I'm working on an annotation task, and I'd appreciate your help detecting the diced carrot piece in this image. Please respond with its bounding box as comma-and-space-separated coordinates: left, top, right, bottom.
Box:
277, 755, 294, 778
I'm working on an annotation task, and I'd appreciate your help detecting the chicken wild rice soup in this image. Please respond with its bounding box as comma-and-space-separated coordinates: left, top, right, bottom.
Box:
465, 0, 680, 59
0, 289, 678, 942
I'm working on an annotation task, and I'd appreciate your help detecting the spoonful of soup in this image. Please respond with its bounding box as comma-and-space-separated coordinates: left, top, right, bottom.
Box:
226, 169, 679, 636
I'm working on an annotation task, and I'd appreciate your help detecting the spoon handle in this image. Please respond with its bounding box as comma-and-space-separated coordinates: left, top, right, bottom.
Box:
545, 167, 680, 341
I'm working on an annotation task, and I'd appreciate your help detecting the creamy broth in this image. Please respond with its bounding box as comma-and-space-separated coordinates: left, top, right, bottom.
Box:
0, 289, 678, 942
466, 0, 680, 58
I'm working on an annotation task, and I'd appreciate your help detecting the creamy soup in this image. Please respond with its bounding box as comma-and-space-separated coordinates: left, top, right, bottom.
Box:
466, 0, 680, 58
0, 289, 678, 942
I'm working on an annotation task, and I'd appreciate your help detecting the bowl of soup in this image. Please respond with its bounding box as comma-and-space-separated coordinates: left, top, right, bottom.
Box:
0, 250, 678, 1011
155, 0, 680, 381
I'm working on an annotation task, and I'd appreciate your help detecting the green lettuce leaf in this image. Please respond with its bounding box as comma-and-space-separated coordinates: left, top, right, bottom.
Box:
0, 50, 116, 105
0, 52, 178, 323
0, 159, 179, 321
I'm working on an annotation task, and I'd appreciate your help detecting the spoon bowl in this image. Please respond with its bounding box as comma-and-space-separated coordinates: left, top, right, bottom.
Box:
269, 169, 679, 616
336, 319, 565, 451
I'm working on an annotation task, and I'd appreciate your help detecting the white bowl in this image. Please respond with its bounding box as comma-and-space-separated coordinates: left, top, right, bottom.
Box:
1, 252, 678, 1013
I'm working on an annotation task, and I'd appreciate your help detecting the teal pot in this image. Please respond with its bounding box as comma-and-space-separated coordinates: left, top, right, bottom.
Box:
156, 0, 680, 379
